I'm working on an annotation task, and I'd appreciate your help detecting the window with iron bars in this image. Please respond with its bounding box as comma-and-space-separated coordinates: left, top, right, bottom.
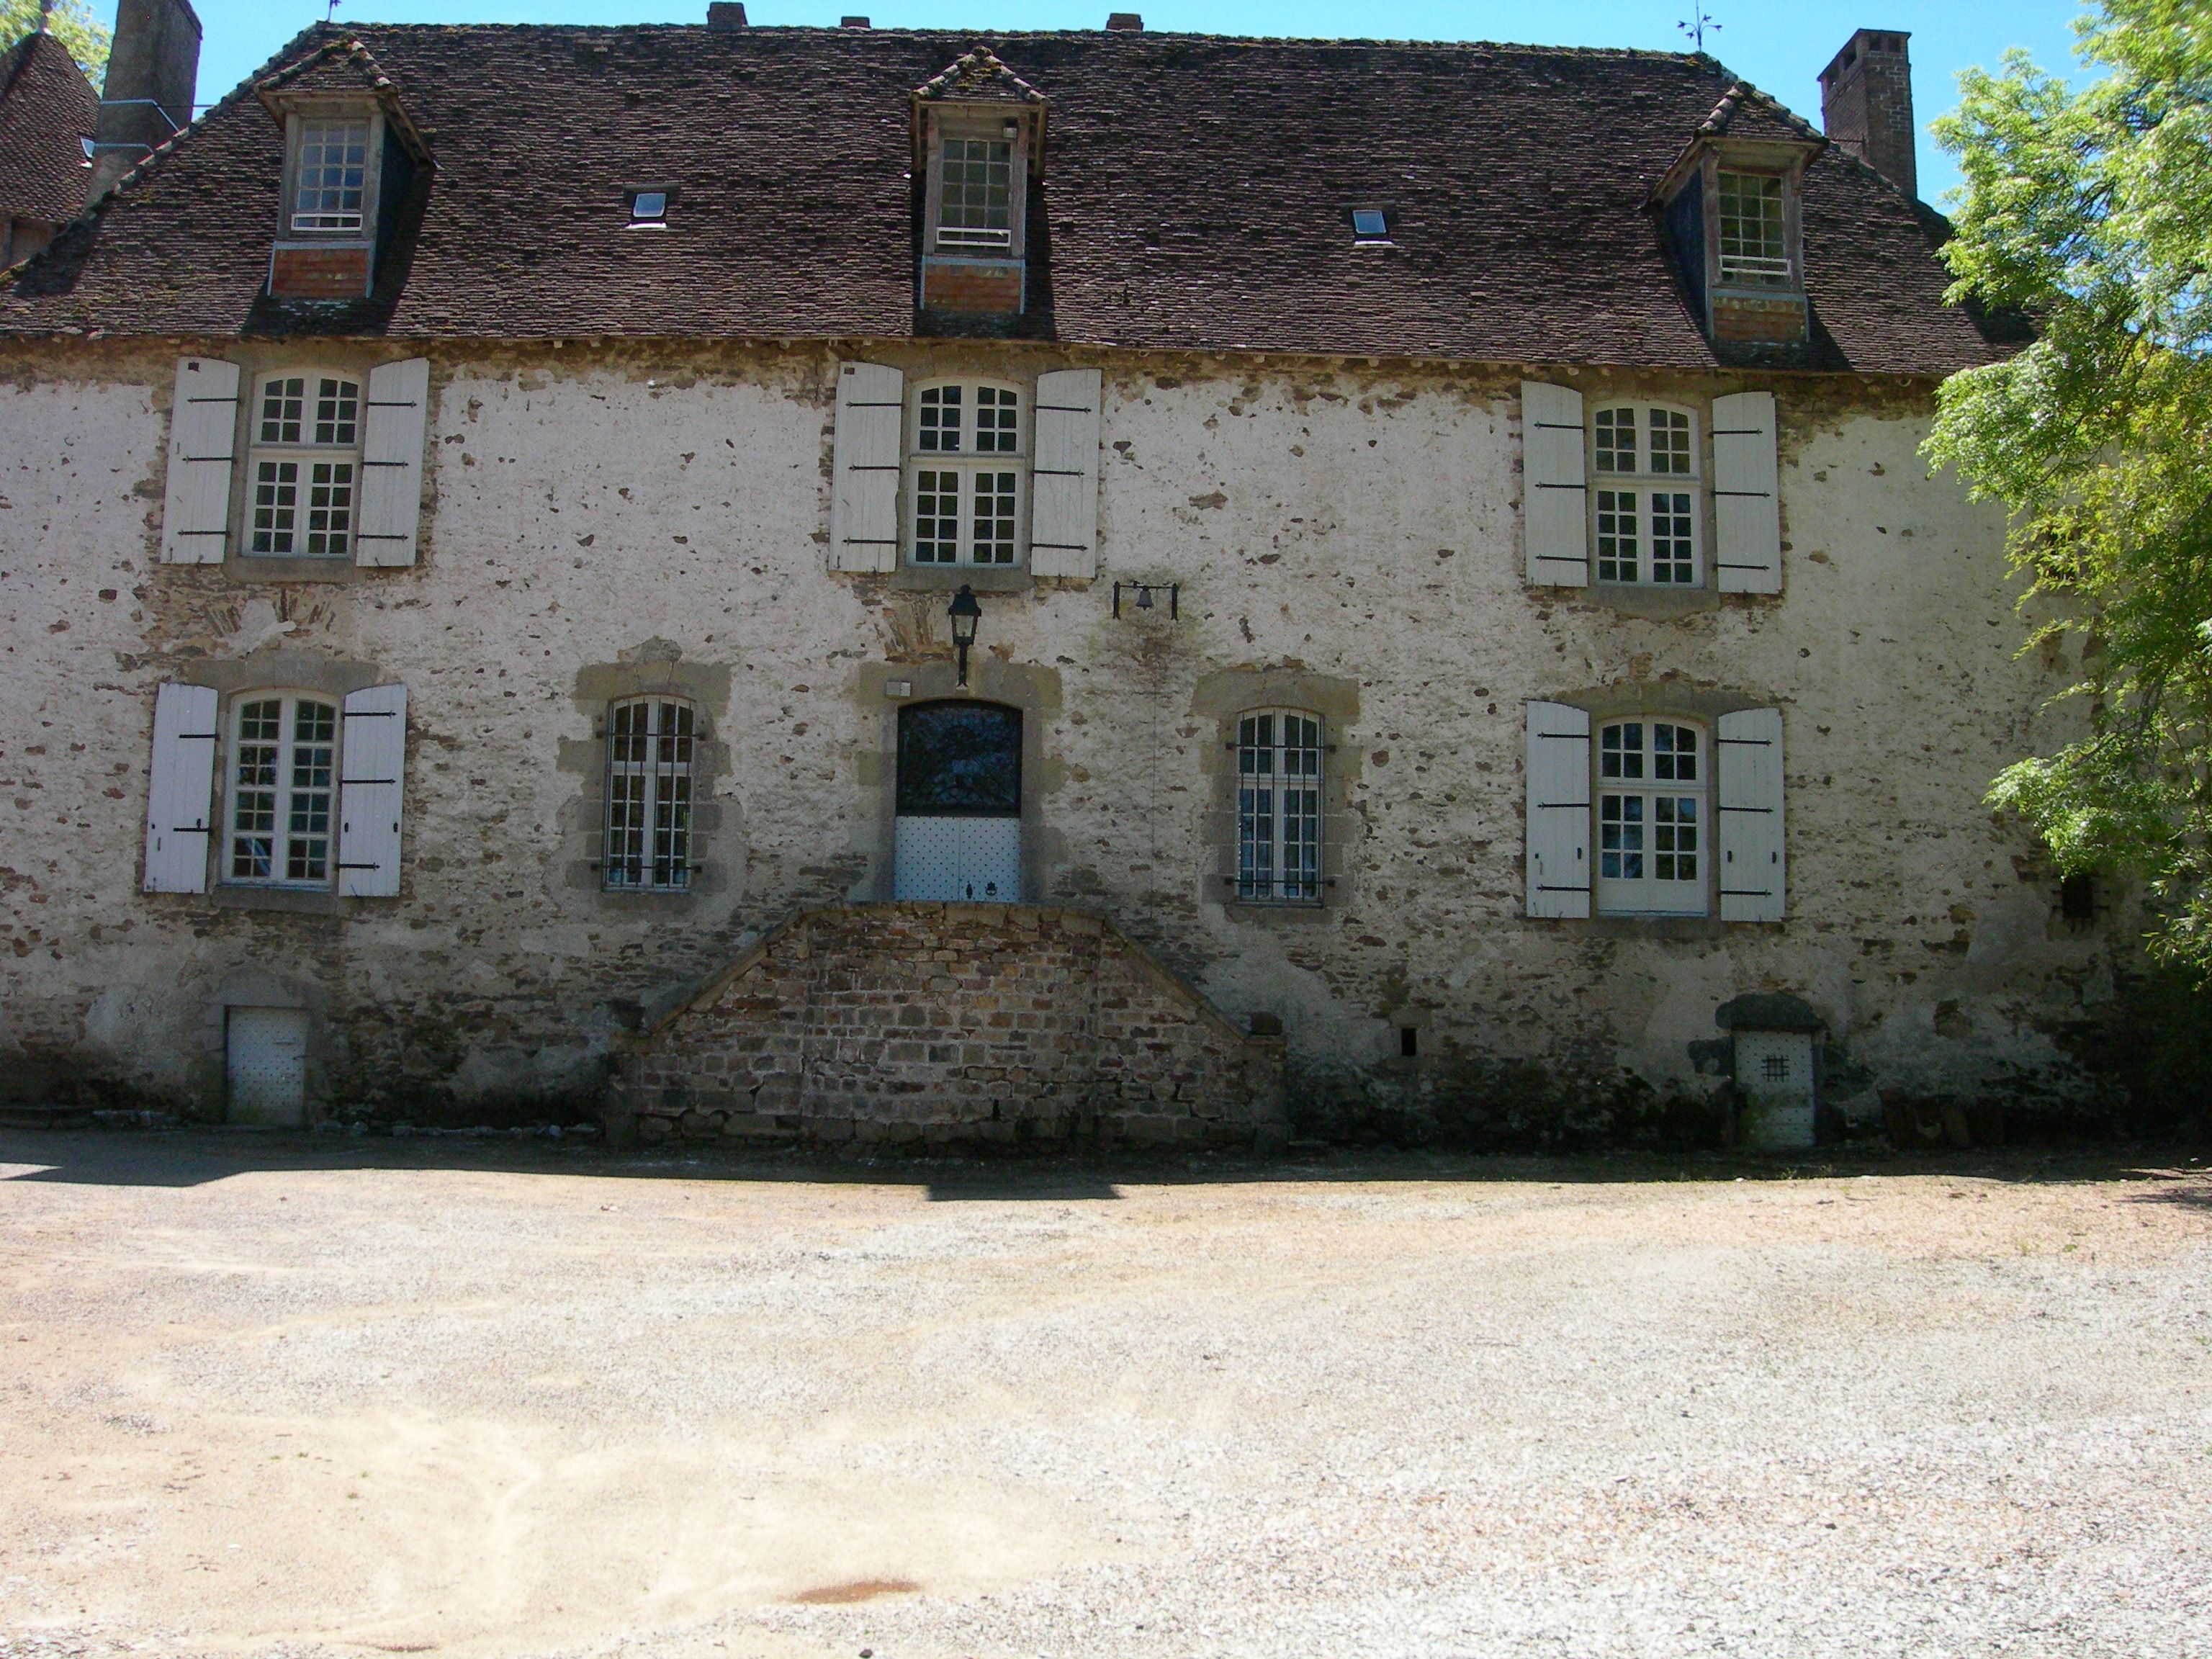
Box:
603, 698, 696, 892
248, 371, 360, 559
1236, 709, 1324, 904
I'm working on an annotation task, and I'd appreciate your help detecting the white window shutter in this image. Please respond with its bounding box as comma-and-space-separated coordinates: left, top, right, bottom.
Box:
1029, 367, 1103, 579
337, 684, 407, 897
161, 358, 239, 565
1712, 391, 1781, 594
1521, 382, 1588, 587
830, 361, 903, 573
1525, 700, 1592, 918
356, 357, 431, 567
143, 682, 217, 893
1717, 706, 1786, 922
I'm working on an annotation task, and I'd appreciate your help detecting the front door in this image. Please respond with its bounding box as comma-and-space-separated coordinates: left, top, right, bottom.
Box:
894, 701, 1021, 902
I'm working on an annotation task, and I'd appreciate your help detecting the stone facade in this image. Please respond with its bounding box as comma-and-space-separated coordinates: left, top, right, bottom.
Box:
0, 336, 2131, 1141
613, 902, 1287, 1148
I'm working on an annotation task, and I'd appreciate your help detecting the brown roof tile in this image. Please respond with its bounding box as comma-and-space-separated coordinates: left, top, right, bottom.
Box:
0, 22, 1999, 374
0, 30, 97, 226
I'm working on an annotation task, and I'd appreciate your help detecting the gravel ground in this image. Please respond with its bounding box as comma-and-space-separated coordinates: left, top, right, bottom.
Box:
1, 1131, 2207, 1659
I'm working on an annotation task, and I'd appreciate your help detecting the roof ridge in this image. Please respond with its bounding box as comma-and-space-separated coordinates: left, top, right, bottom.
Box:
311, 19, 1717, 62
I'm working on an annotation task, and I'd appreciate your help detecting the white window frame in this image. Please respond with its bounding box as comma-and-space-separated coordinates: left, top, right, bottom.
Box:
935, 133, 1017, 251
224, 691, 341, 890
1235, 708, 1325, 906
246, 368, 364, 559
603, 696, 697, 894
1588, 402, 1702, 588
906, 377, 1028, 569
924, 115, 1028, 257
1594, 718, 1708, 917
1716, 170, 1791, 287
283, 109, 383, 238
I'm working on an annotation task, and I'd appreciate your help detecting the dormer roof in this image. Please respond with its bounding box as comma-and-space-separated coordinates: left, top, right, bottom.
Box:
252, 35, 434, 167
914, 45, 1046, 104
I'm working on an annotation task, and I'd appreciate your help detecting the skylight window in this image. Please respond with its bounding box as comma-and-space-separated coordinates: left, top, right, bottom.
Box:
1351, 207, 1392, 246
627, 189, 670, 229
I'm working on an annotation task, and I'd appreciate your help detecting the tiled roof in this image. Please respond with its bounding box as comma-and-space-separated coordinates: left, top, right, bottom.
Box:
0, 30, 97, 226
0, 22, 1999, 374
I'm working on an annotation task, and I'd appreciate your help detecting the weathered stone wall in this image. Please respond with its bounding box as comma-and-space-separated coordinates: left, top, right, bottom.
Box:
615, 902, 1286, 1148
0, 338, 2134, 1138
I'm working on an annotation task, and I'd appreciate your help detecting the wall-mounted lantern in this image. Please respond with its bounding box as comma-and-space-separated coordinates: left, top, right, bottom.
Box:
948, 584, 982, 688
1112, 580, 1179, 619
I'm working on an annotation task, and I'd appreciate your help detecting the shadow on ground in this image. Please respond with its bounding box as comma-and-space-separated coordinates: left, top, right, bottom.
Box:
1, 1128, 2206, 1208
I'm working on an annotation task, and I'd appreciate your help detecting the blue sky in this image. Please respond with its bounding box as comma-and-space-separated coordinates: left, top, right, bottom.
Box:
130, 0, 2095, 206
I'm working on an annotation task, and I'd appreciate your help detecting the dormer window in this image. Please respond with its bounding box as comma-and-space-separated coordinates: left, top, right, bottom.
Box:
936, 135, 1015, 250
1717, 171, 1789, 286
912, 48, 1047, 318
291, 117, 371, 232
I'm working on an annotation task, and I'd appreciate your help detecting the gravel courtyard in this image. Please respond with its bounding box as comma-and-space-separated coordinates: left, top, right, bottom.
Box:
1, 1133, 2207, 1659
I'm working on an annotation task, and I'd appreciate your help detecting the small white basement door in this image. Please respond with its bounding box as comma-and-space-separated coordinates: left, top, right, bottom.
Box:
1735, 1030, 1816, 1150
227, 1007, 308, 1126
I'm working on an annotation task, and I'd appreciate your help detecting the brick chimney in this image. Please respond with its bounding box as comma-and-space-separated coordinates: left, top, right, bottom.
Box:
706, 2, 747, 27
89, 0, 200, 199
1819, 27, 1915, 199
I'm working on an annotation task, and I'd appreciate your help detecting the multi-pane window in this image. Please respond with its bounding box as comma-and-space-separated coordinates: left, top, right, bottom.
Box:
604, 698, 695, 892
292, 117, 372, 233
1717, 172, 1789, 287
1596, 720, 1705, 915
1236, 709, 1324, 905
1591, 405, 1699, 586
249, 372, 360, 558
937, 137, 1014, 250
909, 382, 1025, 566
228, 696, 337, 886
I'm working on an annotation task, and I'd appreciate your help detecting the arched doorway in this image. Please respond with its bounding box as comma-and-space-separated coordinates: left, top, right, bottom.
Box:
894, 700, 1022, 902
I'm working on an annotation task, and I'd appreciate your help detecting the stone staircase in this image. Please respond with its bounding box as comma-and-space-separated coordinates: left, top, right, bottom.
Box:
609, 902, 1286, 1150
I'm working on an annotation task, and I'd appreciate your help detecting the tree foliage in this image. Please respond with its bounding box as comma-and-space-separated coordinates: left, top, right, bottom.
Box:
1929, 0, 2212, 974
0, 0, 110, 81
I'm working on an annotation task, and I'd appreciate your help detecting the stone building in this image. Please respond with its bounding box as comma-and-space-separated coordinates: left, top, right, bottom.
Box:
0, 9, 2120, 1146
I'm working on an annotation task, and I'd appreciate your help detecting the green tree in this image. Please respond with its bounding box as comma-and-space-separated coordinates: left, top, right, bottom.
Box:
1929, 0, 2212, 975
1, 0, 110, 81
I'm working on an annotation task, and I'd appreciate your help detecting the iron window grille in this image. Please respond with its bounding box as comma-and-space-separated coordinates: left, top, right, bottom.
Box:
908, 381, 1025, 567
248, 371, 361, 559
603, 697, 696, 892
228, 694, 338, 887
1596, 719, 1707, 916
1236, 709, 1324, 904
1591, 404, 1699, 587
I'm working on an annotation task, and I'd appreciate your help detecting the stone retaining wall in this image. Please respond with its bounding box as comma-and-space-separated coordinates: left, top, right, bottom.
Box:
611, 902, 1287, 1149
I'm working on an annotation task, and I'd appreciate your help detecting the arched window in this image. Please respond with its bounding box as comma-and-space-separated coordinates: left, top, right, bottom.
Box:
1236, 709, 1324, 904
248, 370, 362, 559
228, 693, 338, 886
604, 697, 696, 892
1596, 719, 1706, 915
1590, 403, 1699, 587
908, 379, 1025, 567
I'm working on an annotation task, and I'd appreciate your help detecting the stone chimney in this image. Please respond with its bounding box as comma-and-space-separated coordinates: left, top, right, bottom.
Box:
706, 3, 747, 29
90, 0, 201, 199
1819, 27, 1915, 199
